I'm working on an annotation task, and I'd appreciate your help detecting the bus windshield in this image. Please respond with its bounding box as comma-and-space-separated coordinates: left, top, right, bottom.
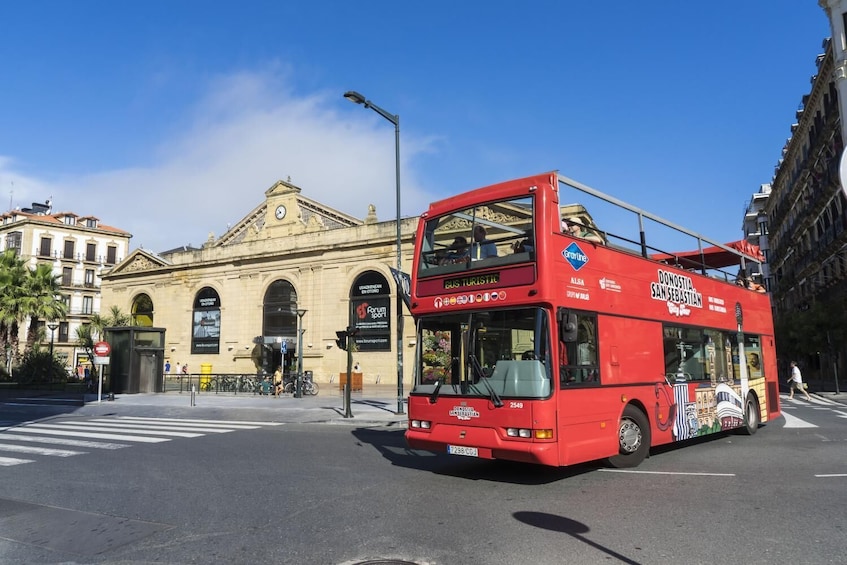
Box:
415, 307, 552, 400
418, 195, 534, 275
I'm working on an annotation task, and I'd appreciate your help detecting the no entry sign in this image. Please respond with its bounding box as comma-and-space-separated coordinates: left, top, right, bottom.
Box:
94, 341, 111, 357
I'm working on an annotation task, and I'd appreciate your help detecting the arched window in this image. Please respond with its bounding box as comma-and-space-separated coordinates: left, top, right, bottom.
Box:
132, 294, 154, 327
350, 271, 391, 351
192, 287, 221, 354
263, 280, 298, 337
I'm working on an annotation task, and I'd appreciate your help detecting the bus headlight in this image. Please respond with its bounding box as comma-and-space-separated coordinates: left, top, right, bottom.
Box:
411, 420, 431, 429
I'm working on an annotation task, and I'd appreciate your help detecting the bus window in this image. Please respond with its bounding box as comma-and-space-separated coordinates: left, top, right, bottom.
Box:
560, 312, 599, 386
664, 326, 709, 381
744, 335, 763, 379
418, 196, 534, 275
414, 308, 552, 399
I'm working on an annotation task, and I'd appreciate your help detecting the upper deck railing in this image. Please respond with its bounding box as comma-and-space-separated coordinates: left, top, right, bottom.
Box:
557, 174, 763, 283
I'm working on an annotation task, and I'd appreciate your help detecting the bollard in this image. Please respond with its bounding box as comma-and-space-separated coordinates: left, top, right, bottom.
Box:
190, 384, 196, 407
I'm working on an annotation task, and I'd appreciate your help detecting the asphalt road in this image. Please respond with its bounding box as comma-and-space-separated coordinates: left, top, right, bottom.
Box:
0, 394, 844, 564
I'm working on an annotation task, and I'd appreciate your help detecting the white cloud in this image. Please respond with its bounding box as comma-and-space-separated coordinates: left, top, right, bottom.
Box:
1, 69, 438, 253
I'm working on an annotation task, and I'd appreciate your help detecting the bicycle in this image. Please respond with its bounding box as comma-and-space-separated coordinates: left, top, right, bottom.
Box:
283, 374, 319, 396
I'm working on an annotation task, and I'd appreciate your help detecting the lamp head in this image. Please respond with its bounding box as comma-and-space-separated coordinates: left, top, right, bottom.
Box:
343, 91, 366, 105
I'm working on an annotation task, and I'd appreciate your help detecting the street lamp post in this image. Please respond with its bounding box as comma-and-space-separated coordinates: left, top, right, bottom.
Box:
295, 309, 307, 398
47, 322, 59, 383
343, 90, 405, 415
47, 323, 59, 353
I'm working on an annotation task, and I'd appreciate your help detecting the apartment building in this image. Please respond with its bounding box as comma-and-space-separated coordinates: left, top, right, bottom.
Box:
766, 36, 847, 376
0, 200, 132, 369
742, 184, 772, 290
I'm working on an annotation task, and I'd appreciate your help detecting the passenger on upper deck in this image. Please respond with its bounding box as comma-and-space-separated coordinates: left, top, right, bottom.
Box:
440, 236, 470, 264
512, 229, 534, 254
736, 276, 766, 293
472, 225, 498, 259
563, 216, 604, 244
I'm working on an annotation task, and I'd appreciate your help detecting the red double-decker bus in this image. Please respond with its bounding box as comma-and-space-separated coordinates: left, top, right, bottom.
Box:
405, 171, 779, 468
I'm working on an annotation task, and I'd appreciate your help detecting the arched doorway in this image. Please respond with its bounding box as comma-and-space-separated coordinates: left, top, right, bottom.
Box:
261, 280, 299, 376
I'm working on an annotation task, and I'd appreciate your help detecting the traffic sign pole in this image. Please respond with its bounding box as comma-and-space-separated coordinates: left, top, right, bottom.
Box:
93, 341, 111, 403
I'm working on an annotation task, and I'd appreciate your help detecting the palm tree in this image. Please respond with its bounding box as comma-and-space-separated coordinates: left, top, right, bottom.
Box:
22, 262, 68, 356
0, 250, 29, 367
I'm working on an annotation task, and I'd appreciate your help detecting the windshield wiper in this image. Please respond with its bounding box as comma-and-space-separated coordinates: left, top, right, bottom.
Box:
429, 379, 442, 404
469, 354, 503, 408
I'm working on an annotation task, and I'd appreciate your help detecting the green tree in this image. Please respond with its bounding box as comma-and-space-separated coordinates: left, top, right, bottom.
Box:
0, 250, 37, 367
22, 262, 68, 355
75, 305, 132, 361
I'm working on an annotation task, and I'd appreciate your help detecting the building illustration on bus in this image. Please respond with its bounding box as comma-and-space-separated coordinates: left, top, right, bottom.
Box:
405, 171, 779, 468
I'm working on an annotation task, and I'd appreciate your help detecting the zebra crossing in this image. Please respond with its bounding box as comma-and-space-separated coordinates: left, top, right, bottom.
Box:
0, 416, 283, 467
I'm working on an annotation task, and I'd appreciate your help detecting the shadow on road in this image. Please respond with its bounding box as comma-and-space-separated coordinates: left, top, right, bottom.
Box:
0, 389, 91, 427
514, 511, 643, 565
351, 427, 599, 484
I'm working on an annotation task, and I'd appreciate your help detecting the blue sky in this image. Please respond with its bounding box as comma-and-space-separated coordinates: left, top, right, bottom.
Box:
0, 1, 831, 253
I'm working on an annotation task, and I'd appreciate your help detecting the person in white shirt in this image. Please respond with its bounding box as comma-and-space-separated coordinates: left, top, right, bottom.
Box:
788, 361, 811, 401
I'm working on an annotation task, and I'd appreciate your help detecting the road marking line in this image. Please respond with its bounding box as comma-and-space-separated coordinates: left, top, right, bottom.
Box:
0, 456, 34, 466
10, 428, 170, 443
815, 474, 847, 477
598, 469, 735, 477
115, 416, 282, 426
781, 411, 818, 428
0, 442, 83, 457
76, 421, 236, 433
26, 423, 203, 438
0, 434, 129, 449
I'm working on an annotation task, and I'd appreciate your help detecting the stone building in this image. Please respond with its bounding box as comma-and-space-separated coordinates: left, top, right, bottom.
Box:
100, 179, 415, 387
767, 33, 847, 379
0, 200, 132, 370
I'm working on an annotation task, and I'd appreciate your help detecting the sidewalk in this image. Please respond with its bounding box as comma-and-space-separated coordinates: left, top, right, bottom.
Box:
76, 384, 409, 426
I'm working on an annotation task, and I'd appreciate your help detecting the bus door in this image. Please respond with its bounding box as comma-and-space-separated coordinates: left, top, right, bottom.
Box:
555, 308, 618, 465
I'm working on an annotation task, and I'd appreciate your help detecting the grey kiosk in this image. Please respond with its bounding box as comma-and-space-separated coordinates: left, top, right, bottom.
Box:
103, 327, 166, 393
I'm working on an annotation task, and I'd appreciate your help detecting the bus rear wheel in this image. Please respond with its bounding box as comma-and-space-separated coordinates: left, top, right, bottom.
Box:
740, 395, 760, 435
608, 405, 650, 468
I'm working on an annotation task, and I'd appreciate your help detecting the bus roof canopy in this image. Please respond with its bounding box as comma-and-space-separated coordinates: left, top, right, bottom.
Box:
650, 240, 765, 270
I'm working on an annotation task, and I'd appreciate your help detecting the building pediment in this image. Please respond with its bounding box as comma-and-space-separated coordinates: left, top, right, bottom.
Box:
107, 248, 171, 275
215, 179, 364, 247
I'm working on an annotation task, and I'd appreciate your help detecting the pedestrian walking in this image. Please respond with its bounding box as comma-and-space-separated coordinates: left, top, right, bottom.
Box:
273, 367, 283, 396
164, 361, 171, 375
787, 361, 811, 401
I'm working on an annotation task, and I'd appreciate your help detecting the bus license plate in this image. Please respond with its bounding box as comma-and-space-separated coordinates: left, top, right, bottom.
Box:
448, 445, 478, 457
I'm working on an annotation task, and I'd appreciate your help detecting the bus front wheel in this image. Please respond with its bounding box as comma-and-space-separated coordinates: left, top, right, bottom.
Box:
740, 395, 760, 435
608, 405, 650, 468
